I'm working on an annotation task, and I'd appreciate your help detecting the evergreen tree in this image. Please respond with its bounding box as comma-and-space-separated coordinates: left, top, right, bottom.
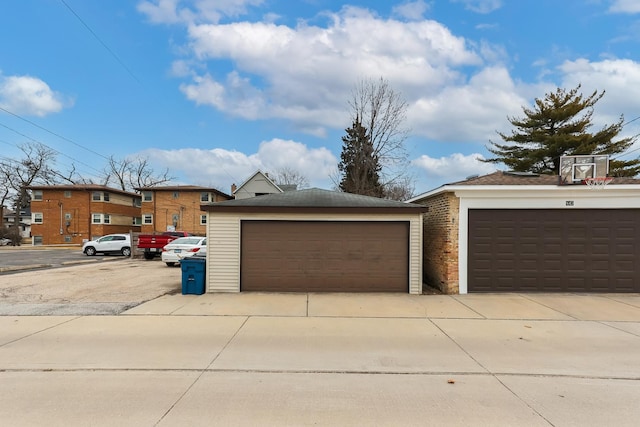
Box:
484, 84, 640, 176
338, 118, 384, 197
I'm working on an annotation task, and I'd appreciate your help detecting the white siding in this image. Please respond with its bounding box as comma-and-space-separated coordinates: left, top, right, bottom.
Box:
207, 212, 423, 294
207, 213, 240, 292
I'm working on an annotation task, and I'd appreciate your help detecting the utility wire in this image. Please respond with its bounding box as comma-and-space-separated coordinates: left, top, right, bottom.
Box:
0, 121, 105, 176
0, 106, 110, 162
59, 0, 141, 84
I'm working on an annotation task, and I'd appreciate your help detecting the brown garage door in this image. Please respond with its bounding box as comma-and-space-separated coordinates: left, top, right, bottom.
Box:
468, 209, 640, 292
241, 221, 409, 292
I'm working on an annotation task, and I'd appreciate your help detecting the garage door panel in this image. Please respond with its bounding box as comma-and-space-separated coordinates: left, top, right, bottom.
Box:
468, 209, 640, 292
241, 221, 409, 292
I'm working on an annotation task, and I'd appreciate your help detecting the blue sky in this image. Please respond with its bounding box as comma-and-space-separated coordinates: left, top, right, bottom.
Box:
1, 0, 640, 195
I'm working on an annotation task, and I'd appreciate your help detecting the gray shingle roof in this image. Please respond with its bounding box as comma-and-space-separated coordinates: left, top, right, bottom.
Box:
202, 188, 427, 212
449, 171, 640, 186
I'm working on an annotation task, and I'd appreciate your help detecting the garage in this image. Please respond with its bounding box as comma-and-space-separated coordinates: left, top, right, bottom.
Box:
241, 220, 409, 292
202, 188, 426, 294
468, 209, 640, 293
408, 170, 640, 294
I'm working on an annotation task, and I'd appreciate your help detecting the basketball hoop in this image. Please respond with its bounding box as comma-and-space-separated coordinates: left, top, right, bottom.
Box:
584, 177, 613, 189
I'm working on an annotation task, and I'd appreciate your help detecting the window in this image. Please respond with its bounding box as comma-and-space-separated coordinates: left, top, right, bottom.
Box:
133, 217, 142, 225
200, 214, 207, 225
133, 198, 141, 207
33, 236, 43, 245
92, 214, 102, 224
64, 191, 71, 198
103, 192, 110, 202
143, 214, 153, 224
200, 192, 210, 202
33, 213, 43, 223
103, 214, 111, 224
143, 191, 153, 202
32, 190, 43, 201
92, 192, 101, 201
172, 191, 180, 199
64, 236, 72, 243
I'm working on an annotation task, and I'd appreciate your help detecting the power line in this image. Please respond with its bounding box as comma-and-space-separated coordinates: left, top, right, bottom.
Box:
59, 0, 141, 84
0, 106, 110, 162
0, 120, 106, 176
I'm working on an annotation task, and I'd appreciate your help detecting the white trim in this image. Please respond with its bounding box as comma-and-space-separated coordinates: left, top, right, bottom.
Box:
456, 186, 640, 294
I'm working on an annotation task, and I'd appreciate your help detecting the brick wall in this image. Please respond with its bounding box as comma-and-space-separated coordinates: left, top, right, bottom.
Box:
141, 190, 226, 236
30, 189, 141, 245
416, 192, 460, 294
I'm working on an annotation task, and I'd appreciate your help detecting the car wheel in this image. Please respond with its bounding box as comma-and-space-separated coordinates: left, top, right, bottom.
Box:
165, 262, 175, 267
121, 247, 131, 257
84, 247, 96, 256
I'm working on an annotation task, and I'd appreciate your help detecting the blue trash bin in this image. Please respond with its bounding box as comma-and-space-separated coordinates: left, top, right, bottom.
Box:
181, 257, 206, 295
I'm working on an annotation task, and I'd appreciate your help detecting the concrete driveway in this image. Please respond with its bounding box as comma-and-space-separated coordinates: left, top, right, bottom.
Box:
1, 261, 639, 426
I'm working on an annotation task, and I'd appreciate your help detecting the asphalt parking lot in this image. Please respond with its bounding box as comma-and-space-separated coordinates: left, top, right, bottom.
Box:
0, 250, 181, 315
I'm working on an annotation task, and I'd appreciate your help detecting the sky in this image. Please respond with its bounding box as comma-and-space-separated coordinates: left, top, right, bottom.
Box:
1, 0, 640, 196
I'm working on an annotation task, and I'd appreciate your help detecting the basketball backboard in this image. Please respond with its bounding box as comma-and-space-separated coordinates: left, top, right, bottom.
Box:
559, 155, 609, 184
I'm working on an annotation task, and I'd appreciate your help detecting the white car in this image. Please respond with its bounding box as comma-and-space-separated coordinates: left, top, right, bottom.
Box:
82, 234, 131, 257
161, 236, 206, 266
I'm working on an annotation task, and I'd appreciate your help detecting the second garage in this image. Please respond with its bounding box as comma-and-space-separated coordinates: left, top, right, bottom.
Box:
468, 209, 640, 292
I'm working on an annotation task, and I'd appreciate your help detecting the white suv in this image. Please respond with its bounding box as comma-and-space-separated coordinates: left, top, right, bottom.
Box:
82, 234, 131, 257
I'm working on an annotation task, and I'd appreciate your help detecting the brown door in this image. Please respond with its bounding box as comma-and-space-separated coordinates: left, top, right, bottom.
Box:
241, 221, 409, 292
468, 209, 640, 292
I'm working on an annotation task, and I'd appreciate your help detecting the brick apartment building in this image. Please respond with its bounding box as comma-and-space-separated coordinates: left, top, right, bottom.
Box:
135, 185, 232, 235
28, 185, 142, 245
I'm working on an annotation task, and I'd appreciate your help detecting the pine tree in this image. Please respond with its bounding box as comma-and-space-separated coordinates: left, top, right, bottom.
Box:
484, 84, 640, 176
338, 118, 384, 197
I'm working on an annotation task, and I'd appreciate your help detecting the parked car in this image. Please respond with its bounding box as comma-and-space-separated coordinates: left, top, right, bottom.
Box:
82, 234, 132, 257
0, 237, 12, 246
161, 236, 206, 266
137, 231, 191, 260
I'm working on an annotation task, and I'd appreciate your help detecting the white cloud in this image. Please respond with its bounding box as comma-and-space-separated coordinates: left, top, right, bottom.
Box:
392, 1, 430, 21
558, 58, 640, 133
450, 0, 502, 14
412, 152, 498, 185
177, 7, 483, 134
140, 139, 337, 189
609, 0, 640, 14
137, 0, 265, 25
408, 66, 528, 142
0, 74, 69, 117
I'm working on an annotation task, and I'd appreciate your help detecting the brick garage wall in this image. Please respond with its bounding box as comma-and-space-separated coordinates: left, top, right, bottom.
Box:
417, 192, 460, 294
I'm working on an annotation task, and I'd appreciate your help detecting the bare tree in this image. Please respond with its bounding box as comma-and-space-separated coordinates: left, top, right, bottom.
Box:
349, 77, 410, 171
271, 167, 309, 189
103, 155, 174, 191
0, 143, 58, 244
346, 77, 413, 196
382, 176, 415, 201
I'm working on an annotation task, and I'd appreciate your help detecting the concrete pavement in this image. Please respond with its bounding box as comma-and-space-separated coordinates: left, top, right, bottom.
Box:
0, 292, 639, 426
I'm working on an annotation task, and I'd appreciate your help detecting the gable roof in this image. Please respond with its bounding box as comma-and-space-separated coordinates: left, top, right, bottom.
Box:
202, 188, 427, 214
233, 170, 282, 196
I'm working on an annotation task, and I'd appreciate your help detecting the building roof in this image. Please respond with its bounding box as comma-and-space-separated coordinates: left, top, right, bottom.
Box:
202, 188, 428, 214
408, 171, 640, 203
449, 171, 640, 186
27, 184, 140, 198
233, 170, 283, 196
135, 185, 232, 199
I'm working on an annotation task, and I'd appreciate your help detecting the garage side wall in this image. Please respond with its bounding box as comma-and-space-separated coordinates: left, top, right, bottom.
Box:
206, 212, 423, 294
416, 193, 460, 294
